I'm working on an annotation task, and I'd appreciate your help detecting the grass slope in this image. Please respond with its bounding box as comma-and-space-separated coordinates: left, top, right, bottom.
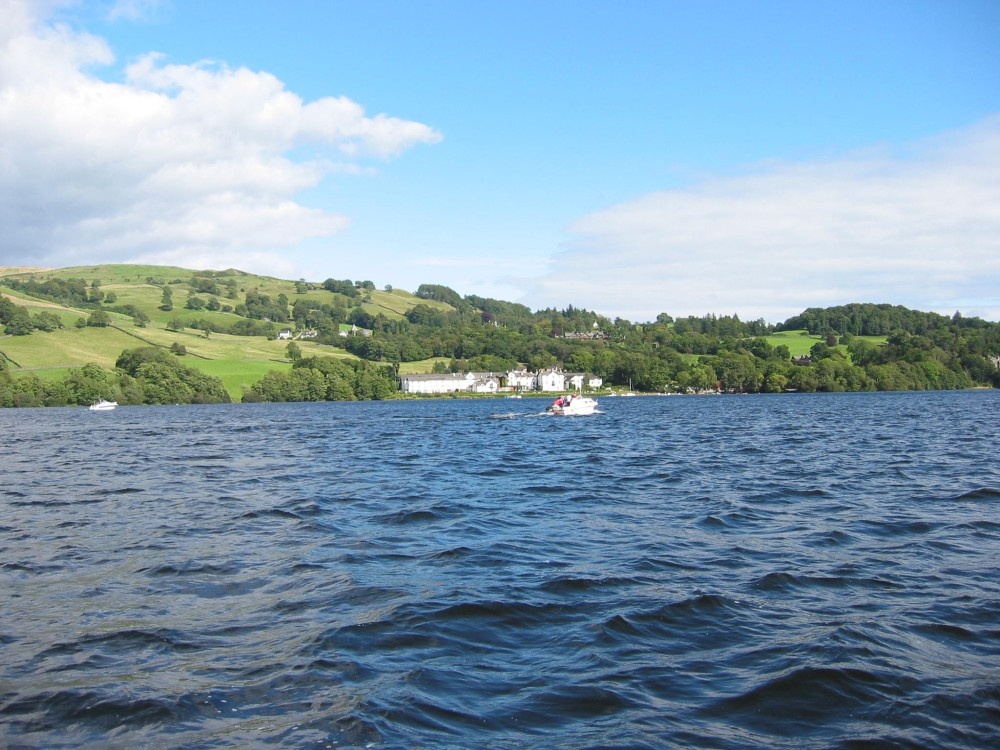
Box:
0, 264, 439, 399
766, 330, 887, 358
766, 330, 824, 357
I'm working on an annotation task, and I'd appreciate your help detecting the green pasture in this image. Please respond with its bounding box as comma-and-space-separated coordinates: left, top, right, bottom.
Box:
1, 325, 146, 370
766, 330, 886, 358
363, 288, 452, 319
398, 357, 451, 374
184, 358, 293, 398
2, 264, 450, 331
1, 264, 455, 399
1, 310, 361, 400
765, 330, 823, 357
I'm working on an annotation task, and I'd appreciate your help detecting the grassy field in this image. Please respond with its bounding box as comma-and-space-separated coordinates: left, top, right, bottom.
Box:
0, 322, 356, 399
766, 330, 824, 357
2, 265, 455, 327
0, 264, 429, 400
766, 330, 887, 357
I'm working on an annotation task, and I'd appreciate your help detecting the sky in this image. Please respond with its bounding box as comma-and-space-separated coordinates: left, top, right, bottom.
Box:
1, 0, 999, 323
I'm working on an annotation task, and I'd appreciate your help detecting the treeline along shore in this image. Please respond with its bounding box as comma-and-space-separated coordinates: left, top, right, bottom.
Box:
1, 264, 999, 407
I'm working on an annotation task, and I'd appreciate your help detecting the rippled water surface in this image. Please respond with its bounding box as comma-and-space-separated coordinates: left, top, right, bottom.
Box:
2, 391, 999, 748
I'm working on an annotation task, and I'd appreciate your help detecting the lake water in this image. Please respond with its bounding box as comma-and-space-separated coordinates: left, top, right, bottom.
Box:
2, 391, 999, 749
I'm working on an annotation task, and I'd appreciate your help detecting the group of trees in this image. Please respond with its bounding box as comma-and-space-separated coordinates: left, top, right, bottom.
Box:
312, 293, 1000, 394
0, 347, 230, 407
242, 356, 398, 402
0, 295, 64, 335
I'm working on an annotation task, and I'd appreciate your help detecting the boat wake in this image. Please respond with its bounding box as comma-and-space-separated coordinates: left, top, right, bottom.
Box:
491, 410, 602, 419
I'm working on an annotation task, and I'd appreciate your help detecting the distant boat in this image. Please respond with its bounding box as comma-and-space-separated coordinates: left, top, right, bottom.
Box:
89, 399, 117, 411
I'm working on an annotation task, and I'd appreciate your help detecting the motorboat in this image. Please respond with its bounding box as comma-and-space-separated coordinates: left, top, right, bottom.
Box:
547, 394, 597, 416
89, 399, 118, 411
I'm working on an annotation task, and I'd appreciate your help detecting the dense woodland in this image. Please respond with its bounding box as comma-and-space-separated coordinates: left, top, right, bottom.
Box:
2, 272, 999, 407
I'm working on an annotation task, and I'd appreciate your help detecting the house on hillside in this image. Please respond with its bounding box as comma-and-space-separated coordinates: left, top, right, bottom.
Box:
339, 324, 372, 337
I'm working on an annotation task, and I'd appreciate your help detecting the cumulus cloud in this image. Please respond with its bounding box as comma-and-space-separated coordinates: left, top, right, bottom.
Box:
529, 116, 1000, 323
0, 0, 441, 271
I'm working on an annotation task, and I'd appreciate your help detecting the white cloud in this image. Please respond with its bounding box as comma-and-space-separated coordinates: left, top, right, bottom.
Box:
527, 116, 1000, 323
0, 0, 441, 273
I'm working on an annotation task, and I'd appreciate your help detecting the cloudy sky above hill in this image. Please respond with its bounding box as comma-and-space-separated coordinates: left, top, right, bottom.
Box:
1, 0, 998, 322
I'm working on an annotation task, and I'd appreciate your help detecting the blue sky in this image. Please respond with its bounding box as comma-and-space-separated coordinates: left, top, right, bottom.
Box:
2, 0, 999, 322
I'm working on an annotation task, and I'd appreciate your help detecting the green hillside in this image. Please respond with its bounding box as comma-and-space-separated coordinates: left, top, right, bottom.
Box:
0, 264, 446, 399
3, 264, 998, 404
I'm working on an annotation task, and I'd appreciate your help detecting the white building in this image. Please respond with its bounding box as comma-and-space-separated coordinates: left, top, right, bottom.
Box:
400, 372, 499, 395
401, 368, 601, 394
536, 367, 567, 392
505, 368, 536, 391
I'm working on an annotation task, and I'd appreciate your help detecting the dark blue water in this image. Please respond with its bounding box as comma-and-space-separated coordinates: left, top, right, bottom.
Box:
2, 391, 999, 749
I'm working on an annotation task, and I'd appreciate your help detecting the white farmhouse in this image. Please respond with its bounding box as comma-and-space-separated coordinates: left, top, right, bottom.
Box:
536, 367, 567, 392
505, 368, 536, 392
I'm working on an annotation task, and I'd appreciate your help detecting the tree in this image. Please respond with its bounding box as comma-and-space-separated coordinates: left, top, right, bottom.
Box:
167, 318, 185, 332
64, 363, 120, 405
116, 346, 229, 404
712, 351, 762, 392
87, 309, 111, 327
159, 286, 173, 311
0, 295, 18, 325
322, 278, 359, 297
33, 311, 63, 332
286, 342, 302, 361
4, 307, 34, 335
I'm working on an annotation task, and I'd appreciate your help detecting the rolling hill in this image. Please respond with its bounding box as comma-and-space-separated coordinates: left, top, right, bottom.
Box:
0, 264, 449, 399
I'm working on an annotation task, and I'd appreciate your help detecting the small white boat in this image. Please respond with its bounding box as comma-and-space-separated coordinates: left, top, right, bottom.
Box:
547, 394, 598, 416
89, 399, 118, 411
